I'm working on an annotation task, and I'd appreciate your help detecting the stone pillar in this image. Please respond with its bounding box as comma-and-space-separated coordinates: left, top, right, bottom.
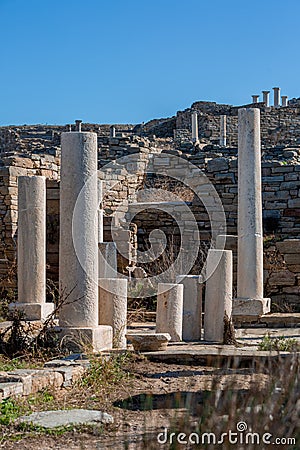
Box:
216, 234, 238, 287
75, 120, 82, 132
273, 87, 280, 107
252, 95, 259, 103
110, 125, 116, 138
98, 180, 104, 243
156, 283, 183, 341
204, 249, 232, 342
281, 95, 288, 107
176, 275, 202, 341
191, 112, 199, 143
14, 176, 53, 320
220, 115, 227, 146
262, 90, 270, 107
99, 278, 127, 348
98, 242, 117, 278
235, 108, 270, 316
59, 132, 112, 351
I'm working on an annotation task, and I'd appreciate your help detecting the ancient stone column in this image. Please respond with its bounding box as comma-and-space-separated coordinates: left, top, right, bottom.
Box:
235, 108, 270, 316
252, 95, 259, 103
220, 115, 227, 146
204, 249, 232, 342
156, 283, 183, 341
99, 278, 127, 348
110, 125, 116, 138
98, 242, 117, 278
191, 112, 199, 143
75, 120, 82, 132
98, 179, 104, 243
14, 176, 53, 320
281, 95, 288, 107
176, 275, 202, 341
273, 87, 281, 107
59, 132, 112, 351
262, 90, 270, 107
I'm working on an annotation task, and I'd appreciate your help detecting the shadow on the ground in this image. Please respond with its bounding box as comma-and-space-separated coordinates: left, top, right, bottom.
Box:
113, 389, 251, 413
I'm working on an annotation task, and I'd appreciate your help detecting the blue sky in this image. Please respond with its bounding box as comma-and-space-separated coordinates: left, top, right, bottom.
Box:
0, 0, 299, 125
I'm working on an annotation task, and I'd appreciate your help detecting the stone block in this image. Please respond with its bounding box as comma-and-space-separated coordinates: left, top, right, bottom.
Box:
126, 333, 171, 352
19, 409, 114, 428
0, 382, 23, 398
276, 239, 300, 254
268, 270, 295, 286
284, 254, 300, 265
232, 298, 271, 316
9, 303, 54, 321
288, 199, 300, 208
207, 157, 228, 172
57, 326, 113, 353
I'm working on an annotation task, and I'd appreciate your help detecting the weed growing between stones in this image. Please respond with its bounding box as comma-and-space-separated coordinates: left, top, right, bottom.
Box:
258, 334, 299, 352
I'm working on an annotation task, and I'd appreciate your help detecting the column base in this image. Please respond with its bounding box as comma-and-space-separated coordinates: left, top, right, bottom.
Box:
232, 297, 271, 318
57, 326, 113, 353
9, 302, 54, 321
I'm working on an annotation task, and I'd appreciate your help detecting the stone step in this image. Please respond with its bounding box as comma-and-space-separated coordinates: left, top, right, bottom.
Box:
234, 313, 300, 328
143, 343, 297, 367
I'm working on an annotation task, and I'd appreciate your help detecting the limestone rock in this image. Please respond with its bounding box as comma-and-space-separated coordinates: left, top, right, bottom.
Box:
19, 409, 114, 428
127, 333, 171, 351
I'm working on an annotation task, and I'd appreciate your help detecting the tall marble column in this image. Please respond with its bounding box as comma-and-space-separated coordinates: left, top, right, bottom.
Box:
75, 120, 82, 132
273, 87, 281, 107
220, 115, 227, 146
14, 176, 53, 320
281, 96, 288, 107
110, 126, 116, 138
252, 95, 259, 103
234, 108, 270, 316
262, 90, 270, 107
191, 112, 199, 143
59, 132, 112, 351
98, 179, 104, 243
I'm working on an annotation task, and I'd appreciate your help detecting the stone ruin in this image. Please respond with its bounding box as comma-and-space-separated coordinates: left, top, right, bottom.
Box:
2, 89, 300, 351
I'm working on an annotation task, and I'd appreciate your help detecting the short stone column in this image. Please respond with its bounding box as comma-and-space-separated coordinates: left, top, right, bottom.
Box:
216, 234, 238, 287
273, 87, 281, 107
204, 249, 232, 342
191, 112, 199, 143
110, 125, 116, 138
59, 132, 112, 351
176, 275, 202, 341
262, 90, 270, 107
99, 278, 127, 348
156, 283, 183, 341
281, 95, 288, 107
14, 176, 53, 320
252, 95, 259, 103
98, 242, 117, 278
235, 108, 270, 316
219, 115, 227, 146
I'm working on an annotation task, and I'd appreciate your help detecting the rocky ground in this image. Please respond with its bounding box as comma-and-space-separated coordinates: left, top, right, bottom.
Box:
0, 353, 288, 450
